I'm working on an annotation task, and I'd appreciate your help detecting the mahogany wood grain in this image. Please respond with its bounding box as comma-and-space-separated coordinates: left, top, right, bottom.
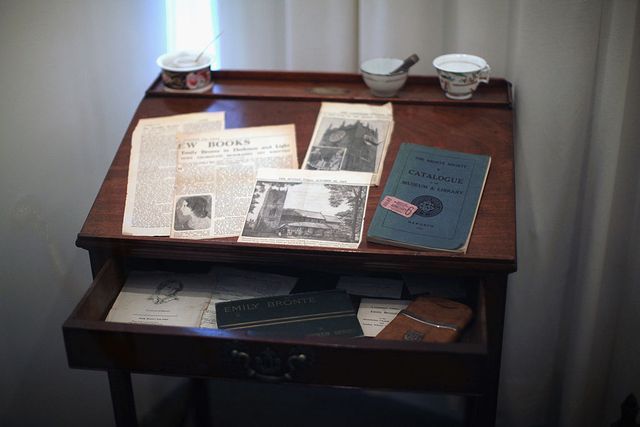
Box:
64, 253, 488, 395
78, 72, 516, 275
65, 320, 487, 394
108, 370, 137, 427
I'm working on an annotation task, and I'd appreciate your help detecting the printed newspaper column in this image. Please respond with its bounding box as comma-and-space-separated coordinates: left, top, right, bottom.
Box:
122, 112, 226, 236
171, 124, 298, 240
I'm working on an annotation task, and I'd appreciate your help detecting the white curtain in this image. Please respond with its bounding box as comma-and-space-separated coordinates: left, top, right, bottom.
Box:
215, 1, 640, 425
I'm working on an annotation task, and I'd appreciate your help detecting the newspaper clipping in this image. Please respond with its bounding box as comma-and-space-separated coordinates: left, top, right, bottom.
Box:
301, 102, 394, 186
171, 124, 298, 239
122, 112, 226, 236
238, 168, 371, 249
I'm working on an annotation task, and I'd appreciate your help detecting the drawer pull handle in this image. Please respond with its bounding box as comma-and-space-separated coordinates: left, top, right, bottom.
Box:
231, 350, 307, 383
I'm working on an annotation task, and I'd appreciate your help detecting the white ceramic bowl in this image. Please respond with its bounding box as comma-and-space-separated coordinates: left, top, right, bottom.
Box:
360, 58, 408, 97
156, 51, 213, 92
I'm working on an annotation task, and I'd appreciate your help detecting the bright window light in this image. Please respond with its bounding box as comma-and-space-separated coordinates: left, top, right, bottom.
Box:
165, 0, 220, 69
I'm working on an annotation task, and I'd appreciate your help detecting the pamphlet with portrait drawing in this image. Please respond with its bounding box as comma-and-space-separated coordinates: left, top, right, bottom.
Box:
105, 271, 215, 327
105, 268, 297, 329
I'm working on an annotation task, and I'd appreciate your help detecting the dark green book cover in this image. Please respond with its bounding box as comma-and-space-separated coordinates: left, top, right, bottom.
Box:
367, 143, 491, 252
215, 290, 363, 338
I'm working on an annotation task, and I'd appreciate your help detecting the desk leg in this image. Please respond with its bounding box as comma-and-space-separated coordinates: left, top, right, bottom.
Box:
189, 378, 211, 427
467, 275, 507, 427
108, 370, 138, 427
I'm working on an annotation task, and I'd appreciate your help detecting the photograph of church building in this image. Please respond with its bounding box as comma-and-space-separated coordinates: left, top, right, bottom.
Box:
305, 119, 385, 173
275, 209, 344, 239
242, 180, 366, 244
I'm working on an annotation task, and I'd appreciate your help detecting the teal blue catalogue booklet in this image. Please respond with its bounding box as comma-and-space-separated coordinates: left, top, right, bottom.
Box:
367, 143, 491, 253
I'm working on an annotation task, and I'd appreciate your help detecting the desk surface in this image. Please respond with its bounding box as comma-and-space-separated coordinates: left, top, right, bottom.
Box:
78, 71, 516, 274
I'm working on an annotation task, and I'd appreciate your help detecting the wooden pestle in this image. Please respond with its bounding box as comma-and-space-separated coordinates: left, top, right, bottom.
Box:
390, 54, 420, 74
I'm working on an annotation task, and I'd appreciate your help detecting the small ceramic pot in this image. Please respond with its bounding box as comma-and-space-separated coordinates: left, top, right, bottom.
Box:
156, 51, 213, 92
360, 58, 408, 97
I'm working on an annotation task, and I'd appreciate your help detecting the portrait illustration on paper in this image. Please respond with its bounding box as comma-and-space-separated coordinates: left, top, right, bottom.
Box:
148, 278, 184, 304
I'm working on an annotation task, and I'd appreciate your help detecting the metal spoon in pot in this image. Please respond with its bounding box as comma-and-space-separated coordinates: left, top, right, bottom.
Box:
194, 31, 224, 63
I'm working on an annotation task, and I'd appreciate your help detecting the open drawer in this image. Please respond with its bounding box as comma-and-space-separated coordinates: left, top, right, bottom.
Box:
63, 256, 488, 395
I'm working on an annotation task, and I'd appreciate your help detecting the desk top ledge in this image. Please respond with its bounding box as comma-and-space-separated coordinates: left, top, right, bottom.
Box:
147, 70, 512, 108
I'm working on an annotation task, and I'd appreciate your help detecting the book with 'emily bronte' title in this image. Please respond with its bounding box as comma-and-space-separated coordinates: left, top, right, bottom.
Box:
367, 143, 491, 253
215, 290, 363, 338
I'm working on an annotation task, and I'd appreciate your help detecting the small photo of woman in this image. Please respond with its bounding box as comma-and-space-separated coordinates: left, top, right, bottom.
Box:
173, 195, 212, 231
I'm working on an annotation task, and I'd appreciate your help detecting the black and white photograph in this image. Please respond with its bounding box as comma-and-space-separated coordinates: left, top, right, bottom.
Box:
239, 170, 370, 248
305, 145, 346, 171
301, 102, 394, 186
305, 118, 389, 174
173, 194, 212, 231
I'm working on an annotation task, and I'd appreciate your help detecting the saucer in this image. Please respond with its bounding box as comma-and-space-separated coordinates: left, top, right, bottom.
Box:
163, 82, 213, 93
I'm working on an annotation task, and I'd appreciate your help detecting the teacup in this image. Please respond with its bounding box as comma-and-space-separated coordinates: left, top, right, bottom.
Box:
432, 54, 490, 100
157, 51, 213, 92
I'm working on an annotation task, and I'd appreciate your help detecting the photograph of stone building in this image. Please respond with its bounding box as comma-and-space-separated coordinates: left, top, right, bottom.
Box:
305, 119, 387, 173
275, 209, 345, 239
242, 180, 367, 244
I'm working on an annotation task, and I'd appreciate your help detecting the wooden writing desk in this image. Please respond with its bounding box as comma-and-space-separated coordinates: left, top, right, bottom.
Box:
63, 71, 516, 426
